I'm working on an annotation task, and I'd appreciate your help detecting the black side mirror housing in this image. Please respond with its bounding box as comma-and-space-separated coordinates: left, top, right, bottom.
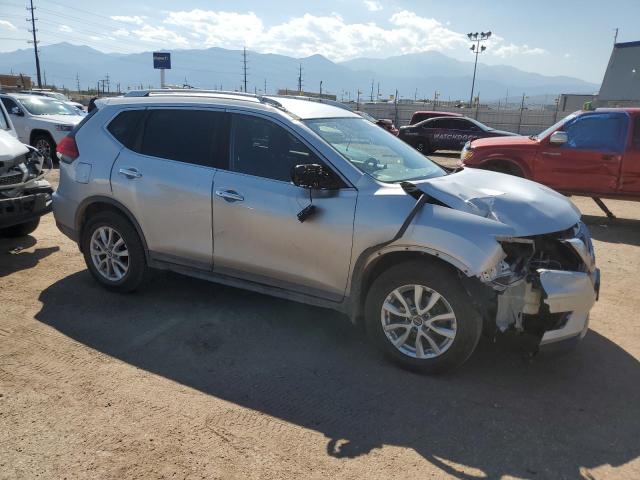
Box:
291, 164, 341, 190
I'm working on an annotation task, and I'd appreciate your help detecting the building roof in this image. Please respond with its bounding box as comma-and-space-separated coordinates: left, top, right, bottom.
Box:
598, 41, 640, 101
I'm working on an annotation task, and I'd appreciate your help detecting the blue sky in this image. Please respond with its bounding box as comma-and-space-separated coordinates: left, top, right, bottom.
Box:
1, 0, 638, 83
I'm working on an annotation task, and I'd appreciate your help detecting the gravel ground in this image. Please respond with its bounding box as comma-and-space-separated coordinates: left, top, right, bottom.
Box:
1, 161, 639, 479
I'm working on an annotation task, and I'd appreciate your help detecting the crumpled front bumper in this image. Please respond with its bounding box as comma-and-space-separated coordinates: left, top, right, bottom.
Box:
539, 268, 600, 345
0, 187, 53, 228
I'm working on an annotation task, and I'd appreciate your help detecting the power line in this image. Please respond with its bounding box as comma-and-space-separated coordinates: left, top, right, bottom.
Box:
27, 0, 43, 88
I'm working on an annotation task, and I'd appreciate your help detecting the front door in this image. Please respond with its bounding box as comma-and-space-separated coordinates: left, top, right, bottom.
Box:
620, 115, 640, 194
111, 108, 228, 269
212, 113, 357, 301
1, 97, 28, 143
535, 112, 627, 195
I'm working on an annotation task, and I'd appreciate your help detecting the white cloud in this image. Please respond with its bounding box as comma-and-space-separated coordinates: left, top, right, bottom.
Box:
0, 20, 17, 31
163, 9, 469, 61
110, 15, 145, 25
492, 43, 547, 58
363, 1, 382, 11
132, 24, 189, 47
113, 28, 131, 37
564, 52, 572, 59
58, 24, 73, 33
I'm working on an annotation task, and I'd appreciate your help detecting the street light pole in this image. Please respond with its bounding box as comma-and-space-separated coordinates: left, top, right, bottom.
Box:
467, 31, 491, 108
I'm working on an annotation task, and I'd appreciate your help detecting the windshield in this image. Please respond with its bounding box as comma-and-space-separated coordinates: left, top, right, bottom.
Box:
305, 117, 446, 183
19, 96, 77, 116
534, 112, 578, 139
357, 111, 377, 123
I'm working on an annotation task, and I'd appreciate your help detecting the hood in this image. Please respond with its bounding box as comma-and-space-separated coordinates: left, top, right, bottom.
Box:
489, 129, 519, 137
0, 129, 29, 163
32, 114, 84, 125
414, 168, 580, 236
471, 135, 536, 148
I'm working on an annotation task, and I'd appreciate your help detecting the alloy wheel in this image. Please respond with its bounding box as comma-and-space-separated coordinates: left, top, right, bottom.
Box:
380, 284, 457, 359
90, 226, 129, 281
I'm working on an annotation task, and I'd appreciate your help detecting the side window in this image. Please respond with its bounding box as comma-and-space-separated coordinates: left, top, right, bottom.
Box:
562, 113, 628, 152
140, 109, 227, 167
0, 105, 9, 130
457, 120, 479, 131
633, 118, 640, 146
1, 97, 18, 113
424, 119, 441, 129
231, 114, 323, 182
107, 110, 145, 149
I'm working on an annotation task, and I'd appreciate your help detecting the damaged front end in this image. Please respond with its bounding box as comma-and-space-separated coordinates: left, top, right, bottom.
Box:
480, 222, 599, 352
0, 143, 53, 229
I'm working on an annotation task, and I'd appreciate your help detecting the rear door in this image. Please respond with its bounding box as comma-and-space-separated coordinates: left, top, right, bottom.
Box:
620, 114, 640, 194
110, 107, 228, 269
212, 113, 357, 301
535, 112, 627, 194
447, 118, 483, 149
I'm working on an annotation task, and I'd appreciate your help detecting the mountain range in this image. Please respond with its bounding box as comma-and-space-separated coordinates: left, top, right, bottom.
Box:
0, 43, 599, 104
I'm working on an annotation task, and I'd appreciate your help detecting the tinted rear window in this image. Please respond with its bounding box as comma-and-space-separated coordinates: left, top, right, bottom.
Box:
140, 109, 226, 167
107, 110, 144, 149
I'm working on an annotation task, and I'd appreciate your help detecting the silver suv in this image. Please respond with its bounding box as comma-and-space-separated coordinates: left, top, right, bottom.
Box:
53, 91, 600, 373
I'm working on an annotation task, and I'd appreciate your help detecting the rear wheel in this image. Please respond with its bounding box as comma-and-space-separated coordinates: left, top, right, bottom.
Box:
0, 218, 40, 237
81, 211, 147, 292
365, 261, 482, 374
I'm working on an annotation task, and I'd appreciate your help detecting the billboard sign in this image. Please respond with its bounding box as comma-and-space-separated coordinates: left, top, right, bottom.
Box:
153, 52, 171, 69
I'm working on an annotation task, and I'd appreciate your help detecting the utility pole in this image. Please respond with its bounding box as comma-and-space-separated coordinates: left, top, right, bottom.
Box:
614, 27, 619, 45
377, 82, 380, 101
76, 73, 80, 92
264, 78, 267, 95
43, 70, 47, 87
467, 31, 491, 108
370, 79, 374, 102
242, 47, 248, 92
105, 73, 110, 93
356, 89, 361, 110
414, 88, 418, 102
394, 89, 399, 125
297, 63, 303, 93
517, 93, 527, 134
319, 80, 323, 97
27, 0, 42, 88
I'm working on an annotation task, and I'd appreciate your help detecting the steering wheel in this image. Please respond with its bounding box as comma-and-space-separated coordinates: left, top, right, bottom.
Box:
365, 157, 380, 170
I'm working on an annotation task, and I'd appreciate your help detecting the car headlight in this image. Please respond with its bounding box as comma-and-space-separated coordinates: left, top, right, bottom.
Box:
55, 124, 73, 131
461, 142, 473, 161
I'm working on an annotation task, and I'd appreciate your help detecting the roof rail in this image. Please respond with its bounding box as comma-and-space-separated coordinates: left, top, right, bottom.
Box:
269, 95, 352, 112
123, 88, 259, 99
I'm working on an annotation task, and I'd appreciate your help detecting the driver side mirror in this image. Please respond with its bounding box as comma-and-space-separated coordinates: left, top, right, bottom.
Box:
549, 131, 568, 145
10, 106, 24, 117
291, 163, 341, 190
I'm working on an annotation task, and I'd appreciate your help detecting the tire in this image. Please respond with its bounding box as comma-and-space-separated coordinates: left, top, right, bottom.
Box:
0, 218, 40, 237
364, 261, 482, 374
81, 211, 147, 292
32, 133, 57, 166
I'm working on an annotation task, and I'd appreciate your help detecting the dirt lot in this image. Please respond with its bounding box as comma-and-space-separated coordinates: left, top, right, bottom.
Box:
1, 162, 639, 479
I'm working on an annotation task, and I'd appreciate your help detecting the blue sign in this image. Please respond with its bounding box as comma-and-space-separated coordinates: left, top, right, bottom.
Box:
153, 52, 171, 69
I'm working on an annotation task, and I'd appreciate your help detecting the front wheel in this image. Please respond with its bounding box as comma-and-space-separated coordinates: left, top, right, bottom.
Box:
415, 140, 432, 154
32, 134, 56, 166
365, 261, 482, 374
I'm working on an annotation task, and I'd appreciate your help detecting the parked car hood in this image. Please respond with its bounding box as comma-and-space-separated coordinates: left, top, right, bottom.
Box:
0, 129, 29, 162
414, 168, 580, 236
472, 135, 536, 148
33, 114, 84, 125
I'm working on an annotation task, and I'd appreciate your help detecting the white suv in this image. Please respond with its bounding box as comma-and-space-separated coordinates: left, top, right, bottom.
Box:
0, 93, 85, 163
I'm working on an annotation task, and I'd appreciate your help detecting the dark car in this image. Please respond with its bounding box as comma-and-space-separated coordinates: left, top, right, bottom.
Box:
399, 116, 517, 153
409, 110, 461, 125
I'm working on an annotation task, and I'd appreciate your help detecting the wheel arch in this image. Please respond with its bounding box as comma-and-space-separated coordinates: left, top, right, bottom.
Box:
478, 157, 531, 178
348, 247, 473, 325
75, 196, 149, 261
29, 129, 55, 146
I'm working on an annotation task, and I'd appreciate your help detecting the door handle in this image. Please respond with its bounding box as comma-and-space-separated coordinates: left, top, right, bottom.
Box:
118, 168, 142, 179
215, 190, 244, 202
541, 151, 561, 157
602, 154, 615, 161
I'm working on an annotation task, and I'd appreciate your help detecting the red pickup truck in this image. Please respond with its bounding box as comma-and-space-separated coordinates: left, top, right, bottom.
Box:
460, 108, 640, 218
